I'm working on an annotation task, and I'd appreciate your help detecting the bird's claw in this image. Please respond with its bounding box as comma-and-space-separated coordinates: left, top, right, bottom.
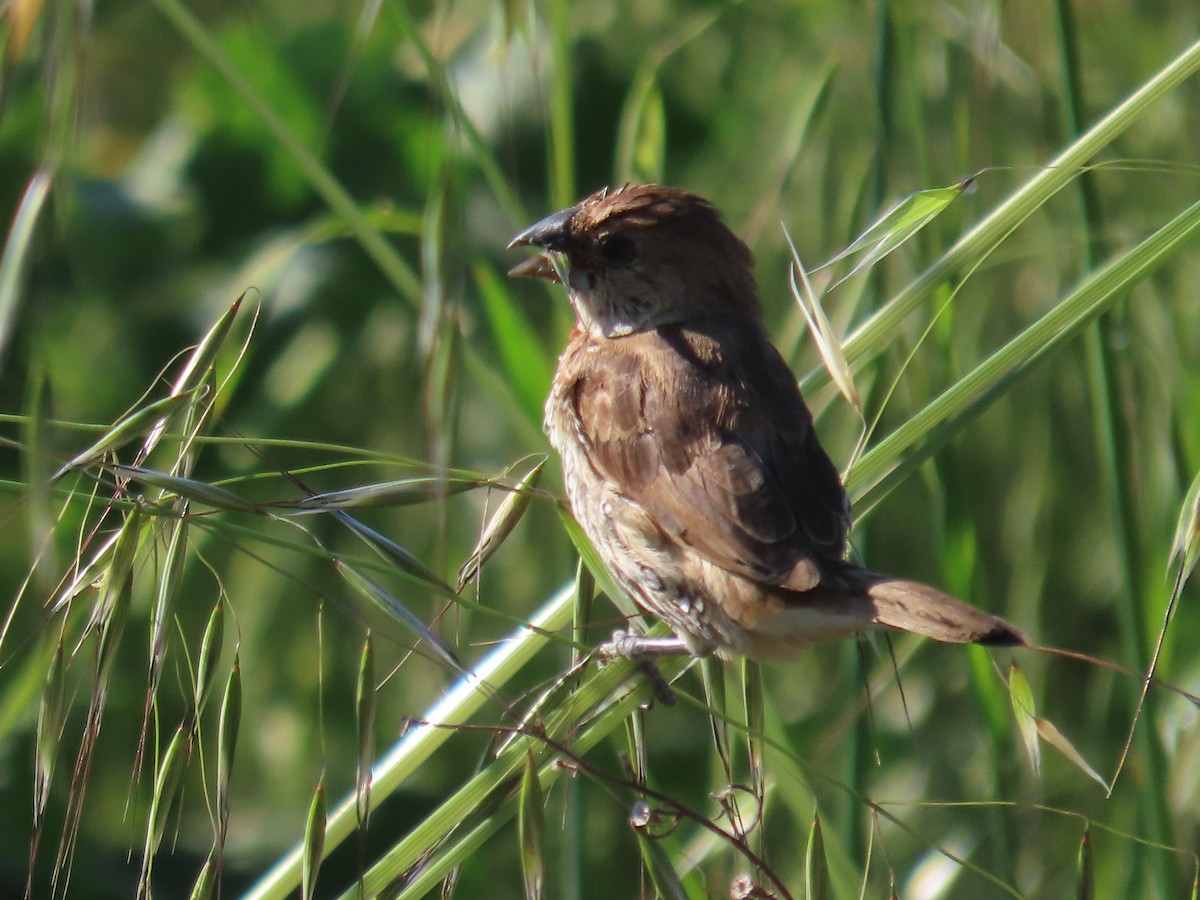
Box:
597, 629, 646, 662
597, 630, 678, 706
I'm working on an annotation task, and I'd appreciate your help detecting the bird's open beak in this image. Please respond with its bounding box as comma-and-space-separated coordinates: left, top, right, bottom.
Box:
507, 204, 577, 282
506, 254, 560, 281
507, 205, 576, 250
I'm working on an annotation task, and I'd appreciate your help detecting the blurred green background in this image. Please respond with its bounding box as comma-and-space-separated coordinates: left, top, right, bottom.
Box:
1, 0, 1198, 897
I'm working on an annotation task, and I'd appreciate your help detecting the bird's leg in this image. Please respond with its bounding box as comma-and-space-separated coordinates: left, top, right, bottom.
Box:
597, 630, 694, 706
597, 629, 692, 660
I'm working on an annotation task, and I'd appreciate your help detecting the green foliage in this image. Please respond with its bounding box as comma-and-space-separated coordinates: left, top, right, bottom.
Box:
0, 1, 1198, 898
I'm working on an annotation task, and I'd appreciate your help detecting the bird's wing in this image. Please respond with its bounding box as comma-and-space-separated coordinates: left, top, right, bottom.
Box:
570, 322, 849, 591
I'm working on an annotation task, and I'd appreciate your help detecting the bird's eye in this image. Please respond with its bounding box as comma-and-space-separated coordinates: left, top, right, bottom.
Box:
596, 233, 636, 268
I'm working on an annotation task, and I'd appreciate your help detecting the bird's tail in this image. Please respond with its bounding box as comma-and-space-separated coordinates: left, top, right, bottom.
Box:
852, 572, 1025, 646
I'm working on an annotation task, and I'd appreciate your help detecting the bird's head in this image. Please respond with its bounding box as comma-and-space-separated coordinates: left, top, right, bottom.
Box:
508, 184, 760, 339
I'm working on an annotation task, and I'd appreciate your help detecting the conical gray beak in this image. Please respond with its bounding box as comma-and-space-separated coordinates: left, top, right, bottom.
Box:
507, 205, 577, 250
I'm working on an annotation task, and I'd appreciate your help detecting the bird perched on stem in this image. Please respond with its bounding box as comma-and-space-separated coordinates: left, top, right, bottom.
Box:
509, 184, 1023, 661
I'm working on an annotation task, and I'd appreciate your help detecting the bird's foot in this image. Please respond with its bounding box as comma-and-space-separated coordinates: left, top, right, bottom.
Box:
597, 630, 691, 661
597, 630, 692, 706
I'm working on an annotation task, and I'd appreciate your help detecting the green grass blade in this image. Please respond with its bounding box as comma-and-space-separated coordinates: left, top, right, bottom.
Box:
458, 459, 544, 590
34, 642, 66, 821
334, 560, 462, 673
1076, 827, 1094, 900
355, 635, 375, 828
518, 750, 546, 900
217, 654, 242, 835
847, 195, 1200, 510
805, 811, 831, 900
544, 0, 574, 206
1008, 663, 1040, 775
243, 586, 577, 900
194, 601, 225, 713
1168, 469, 1200, 584
148, 0, 422, 308
802, 36, 1200, 396
475, 263, 556, 427
302, 776, 327, 900
0, 167, 52, 371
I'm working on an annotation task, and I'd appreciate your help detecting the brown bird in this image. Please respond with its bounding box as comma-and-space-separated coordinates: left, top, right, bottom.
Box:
509, 184, 1023, 661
